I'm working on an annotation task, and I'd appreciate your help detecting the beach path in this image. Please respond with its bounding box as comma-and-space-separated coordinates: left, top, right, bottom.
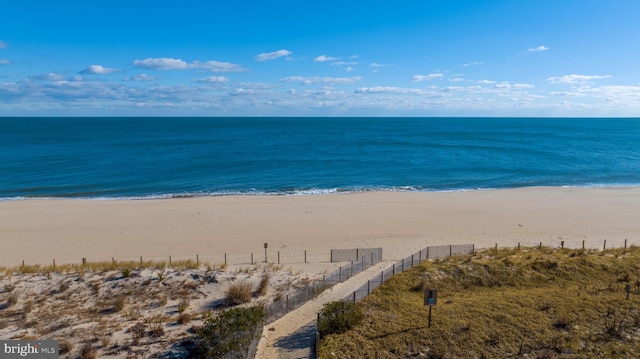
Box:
256, 261, 393, 359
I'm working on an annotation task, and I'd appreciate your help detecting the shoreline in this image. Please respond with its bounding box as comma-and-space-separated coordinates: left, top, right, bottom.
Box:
3, 184, 640, 202
1, 186, 639, 270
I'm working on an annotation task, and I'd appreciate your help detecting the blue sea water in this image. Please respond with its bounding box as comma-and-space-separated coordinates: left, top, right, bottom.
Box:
1, 117, 639, 199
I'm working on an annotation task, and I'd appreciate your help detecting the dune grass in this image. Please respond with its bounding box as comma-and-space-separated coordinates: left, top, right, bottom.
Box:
319, 246, 640, 358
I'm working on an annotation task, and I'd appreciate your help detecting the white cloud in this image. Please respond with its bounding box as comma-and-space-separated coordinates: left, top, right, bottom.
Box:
0, 59, 10, 65
412, 73, 444, 82
133, 58, 246, 72
528, 45, 549, 52
332, 61, 358, 66
354, 86, 430, 95
123, 73, 159, 82
494, 82, 535, 90
193, 76, 229, 83
255, 49, 292, 61
79, 65, 118, 75
370, 63, 392, 68
463, 61, 484, 67
0, 41, 6, 49
478, 79, 496, 84
547, 74, 611, 84
314, 55, 339, 62
133, 58, 189, 70
281, 76, 361, 85
192, 60, 246, 72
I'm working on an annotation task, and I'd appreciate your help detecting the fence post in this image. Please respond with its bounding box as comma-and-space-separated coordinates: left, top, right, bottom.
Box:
539, 241, 542, 249
517, 242, 520, 250
339, 267, 342, 282
322, 274, 325, 287
353, 291, 356, 303
278, 251, 280, 264
582, 240, 585, 250
53, 259, 56, 269
411, 254, 414, 267
251, 252, 254, 265
419, 250, 422, 262
381, 270, 384, 286
367, 280, 371, 295
82, 258, 86, 265
392, 263, 395, 275
140, 256, 143, 265
427, 247, 430, 259
450, 245, 453, 257
169, 255, 172, 266
402, 259, 405, 272
305, 250, 307, 264
625, 239, 628, 250
350, 261, 354, 277
603, 240, 607, 251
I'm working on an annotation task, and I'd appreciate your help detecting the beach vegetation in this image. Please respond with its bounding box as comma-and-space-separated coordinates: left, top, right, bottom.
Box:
226, 281, 253, 305
257, 273, 270, 296
319, 246, 640, 358
190, 306, 264, 358
79, 342, 96, 359
318, 301, 364, 337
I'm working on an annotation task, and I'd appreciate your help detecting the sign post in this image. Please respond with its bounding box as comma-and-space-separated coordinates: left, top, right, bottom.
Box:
264, 243, 268, 263
424, 288, 437, 328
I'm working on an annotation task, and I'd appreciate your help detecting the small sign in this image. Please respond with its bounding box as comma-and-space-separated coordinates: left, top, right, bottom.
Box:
424, 288, 437, 306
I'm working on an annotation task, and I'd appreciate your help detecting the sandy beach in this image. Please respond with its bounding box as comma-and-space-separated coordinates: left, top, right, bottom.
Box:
2, 187, 639, 270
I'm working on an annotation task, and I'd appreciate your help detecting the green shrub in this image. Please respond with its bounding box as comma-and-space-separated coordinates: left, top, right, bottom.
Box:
191, 306, 264, 358
318, 301, 364, 337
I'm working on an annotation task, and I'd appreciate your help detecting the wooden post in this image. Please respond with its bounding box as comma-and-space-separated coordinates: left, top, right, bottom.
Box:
539, 241, 542, 249
322, 274, 325, 287
603, 240, 607, 251
53, 259, 56, 268
140, 256, 143, 265
82, 257, 86, 265
305, 250, 307, 263
278, 251, 280, 264
169, 255, 172, 266
392, 263, 395, 275
350, 261, 354, 277
112, 257, 115, 264
561, 241, 564, 249
402, 258, 405, 272
353, 291, 356, 303
625, 239, 628, 250
196, 254, 199, 265
224, 253, 227, 266
411, 254, 414, 267
419, 250, 422, 262
22, 260, 24, 269
339, 267, 342, 282
495, 243, 498, 253
427, 247, 430, 259
367, 280, 371, 295
450, 245, 453, 257
518, 242, 520, 250
264, 243, 268, 263
251, 252, 254, 265
582, 240, 585, 250
381, 270, 384, 286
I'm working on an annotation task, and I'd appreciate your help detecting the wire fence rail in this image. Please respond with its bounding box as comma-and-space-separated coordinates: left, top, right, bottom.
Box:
264, 248, 383, 324
342, 244, 474, 303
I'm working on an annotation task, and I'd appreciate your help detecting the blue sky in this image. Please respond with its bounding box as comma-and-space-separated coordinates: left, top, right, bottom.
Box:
1, 0, 640, 116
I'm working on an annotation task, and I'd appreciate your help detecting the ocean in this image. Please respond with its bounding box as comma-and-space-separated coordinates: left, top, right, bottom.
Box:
1, 117, 639, 200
